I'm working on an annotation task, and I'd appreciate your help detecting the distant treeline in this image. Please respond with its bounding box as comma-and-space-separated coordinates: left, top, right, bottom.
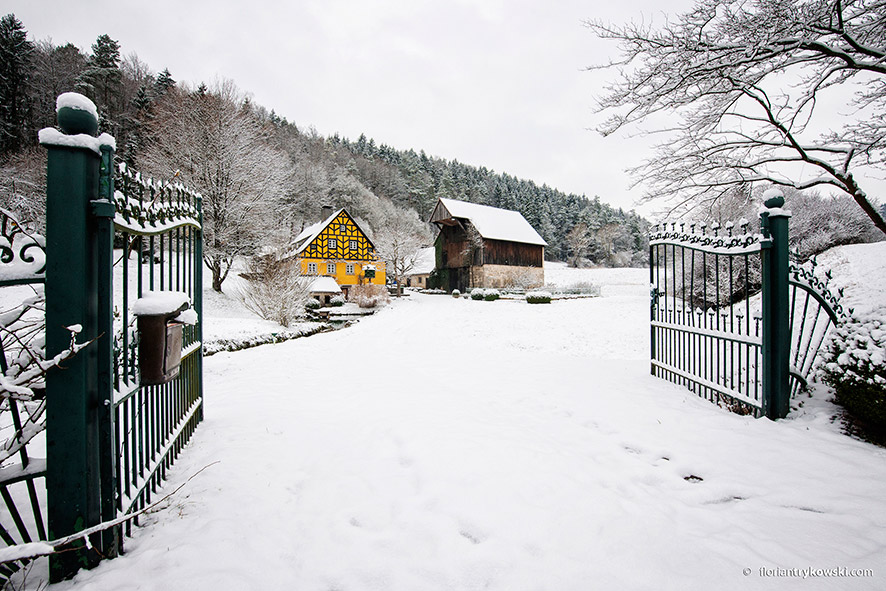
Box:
1, 13, 649, 267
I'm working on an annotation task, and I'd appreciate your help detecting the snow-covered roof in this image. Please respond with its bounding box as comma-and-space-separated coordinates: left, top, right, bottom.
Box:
289, 208, 345, 256
408, 247, 436, 275
308, 276, 342, 294
432, 198, 547, 246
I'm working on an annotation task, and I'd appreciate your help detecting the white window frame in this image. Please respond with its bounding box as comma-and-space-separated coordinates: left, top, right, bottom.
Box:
349, 240, 358, 251
328, 238, 337, 250
326, 262, 337, 275
346, 263, 355, 275
307, 262, 317, 274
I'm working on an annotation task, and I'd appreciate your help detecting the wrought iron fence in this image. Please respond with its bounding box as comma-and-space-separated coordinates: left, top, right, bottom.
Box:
649, 218, 765, 414
0, 95, 204, 585
111, 162, 203, 529
0, 210, 48, 583
649, 193, 846, 419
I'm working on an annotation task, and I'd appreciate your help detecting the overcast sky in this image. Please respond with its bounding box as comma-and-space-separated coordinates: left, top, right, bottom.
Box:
14, 0, 696, 212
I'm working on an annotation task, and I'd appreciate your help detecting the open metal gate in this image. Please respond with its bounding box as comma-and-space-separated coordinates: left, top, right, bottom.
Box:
649, 192, 847, 419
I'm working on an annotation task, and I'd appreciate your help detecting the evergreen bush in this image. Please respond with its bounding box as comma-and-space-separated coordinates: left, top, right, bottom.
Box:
470, 288, 485, 300
451, 289, 460, 298
305, 298, 321, 310
330, 295, 345, 307
526, 290, 553, 304
483, 289, 500, 301
819, 312, 886, 443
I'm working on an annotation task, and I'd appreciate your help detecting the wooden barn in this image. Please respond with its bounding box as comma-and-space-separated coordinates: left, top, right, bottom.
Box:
429, 198, 546, 292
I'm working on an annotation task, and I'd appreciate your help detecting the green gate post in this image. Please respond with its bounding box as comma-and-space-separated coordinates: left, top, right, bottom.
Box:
760, 191, 791, 419
96, 144, 122, 556
41, 96, 118, 581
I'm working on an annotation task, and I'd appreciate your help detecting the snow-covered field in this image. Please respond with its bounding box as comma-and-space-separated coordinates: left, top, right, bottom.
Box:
31, 246, 886, 590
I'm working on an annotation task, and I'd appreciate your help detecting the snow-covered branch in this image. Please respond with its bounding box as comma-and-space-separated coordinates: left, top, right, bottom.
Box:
588, 0, 886, 234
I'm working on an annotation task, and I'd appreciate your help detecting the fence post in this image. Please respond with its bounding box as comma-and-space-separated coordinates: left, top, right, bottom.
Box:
96, 143, 121, 557
760, 190, 791, 419
41, 94, 117, 581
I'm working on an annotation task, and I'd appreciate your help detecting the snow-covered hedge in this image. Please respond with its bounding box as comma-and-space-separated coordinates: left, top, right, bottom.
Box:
526, 290, 552, 304
451, 289, 460, 298
470, 288, 485, 300
305, 298, 321, 310
819, 312, 886, 439
204, 324, 332, 356
330, 295, 345, 307
483, 288, 500, 301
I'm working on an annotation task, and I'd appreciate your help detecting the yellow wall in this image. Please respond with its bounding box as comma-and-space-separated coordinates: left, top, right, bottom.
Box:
297, 210, 386, 285
299, 258, 386, 286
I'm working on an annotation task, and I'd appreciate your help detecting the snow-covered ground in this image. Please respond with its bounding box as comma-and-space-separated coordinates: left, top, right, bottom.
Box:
27, 247, 886, 590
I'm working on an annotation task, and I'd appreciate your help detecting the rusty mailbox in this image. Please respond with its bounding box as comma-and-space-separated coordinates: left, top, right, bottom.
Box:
133, 293, 190, 386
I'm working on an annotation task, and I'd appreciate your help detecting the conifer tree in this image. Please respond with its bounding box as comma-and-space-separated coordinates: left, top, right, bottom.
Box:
77, 34, 123, 128
0, 14, 35, 154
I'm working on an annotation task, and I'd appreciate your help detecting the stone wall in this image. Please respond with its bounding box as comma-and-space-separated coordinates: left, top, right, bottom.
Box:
472, 264, 544, 289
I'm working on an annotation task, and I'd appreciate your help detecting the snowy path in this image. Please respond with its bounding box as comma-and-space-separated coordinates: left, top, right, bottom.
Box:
53, 292, 886, 590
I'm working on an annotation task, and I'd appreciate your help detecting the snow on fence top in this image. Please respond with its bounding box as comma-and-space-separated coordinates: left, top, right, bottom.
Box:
649, 220, 763, 254
114, 163, 201, 235
433, 198, 547, 246
37, 128, 116, 156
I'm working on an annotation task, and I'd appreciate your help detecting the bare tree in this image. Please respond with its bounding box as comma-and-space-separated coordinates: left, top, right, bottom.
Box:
373, 204, 431, 296
142, 79, 290, 291
588, 0, 886, 234
566, 222, 592, 267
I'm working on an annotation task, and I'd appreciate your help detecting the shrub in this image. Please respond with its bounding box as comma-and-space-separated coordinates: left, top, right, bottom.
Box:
305, 298, 321, 310
240, 256, 311, 327
526, 290, 552, 304
351, 284, 390, 309
483, 288, 500, 301
819, 312, 886, 443
470, 288, 485, 300
329, 295, 345, 307
451, 289, 461, 298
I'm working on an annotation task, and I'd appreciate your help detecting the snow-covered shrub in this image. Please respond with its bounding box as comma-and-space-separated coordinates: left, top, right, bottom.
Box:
240, 256, 310, 327
819, 312, 886, 440
470, 288, 485, 300
451, 289, 460, 298
329, 295, 345, 307
483, 289, 500, 301
305, 298, 321, 310
352, 284, 390, 309
526, 291, 552, 304
557, 281, 600, 296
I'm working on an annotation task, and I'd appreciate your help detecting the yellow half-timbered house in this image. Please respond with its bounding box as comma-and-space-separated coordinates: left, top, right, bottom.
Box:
287, 208, 385, 295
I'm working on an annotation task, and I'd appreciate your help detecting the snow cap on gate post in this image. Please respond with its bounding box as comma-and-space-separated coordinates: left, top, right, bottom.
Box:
38, 92, 116, 157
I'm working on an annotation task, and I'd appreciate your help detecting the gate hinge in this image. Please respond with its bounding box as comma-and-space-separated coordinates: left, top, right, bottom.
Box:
90, 199, 116, 219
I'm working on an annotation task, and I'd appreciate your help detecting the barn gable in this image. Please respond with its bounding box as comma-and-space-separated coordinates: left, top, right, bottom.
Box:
430, 198, 547, 247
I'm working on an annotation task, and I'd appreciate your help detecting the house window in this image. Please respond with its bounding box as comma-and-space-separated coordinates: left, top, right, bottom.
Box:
326, 262, 336, 275
307, 262, 317, 274
349, 240, 358, 251
328, 238, 337, 250
346, 263, 355, 275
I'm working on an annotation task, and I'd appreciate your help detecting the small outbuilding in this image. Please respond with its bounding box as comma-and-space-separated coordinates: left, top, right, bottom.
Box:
308, 276, 342, 306
405, 247, 436, 289
429, 198, 546, 292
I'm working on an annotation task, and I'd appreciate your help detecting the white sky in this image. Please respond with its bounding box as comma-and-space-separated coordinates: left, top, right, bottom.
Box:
10, 0, 702, 213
